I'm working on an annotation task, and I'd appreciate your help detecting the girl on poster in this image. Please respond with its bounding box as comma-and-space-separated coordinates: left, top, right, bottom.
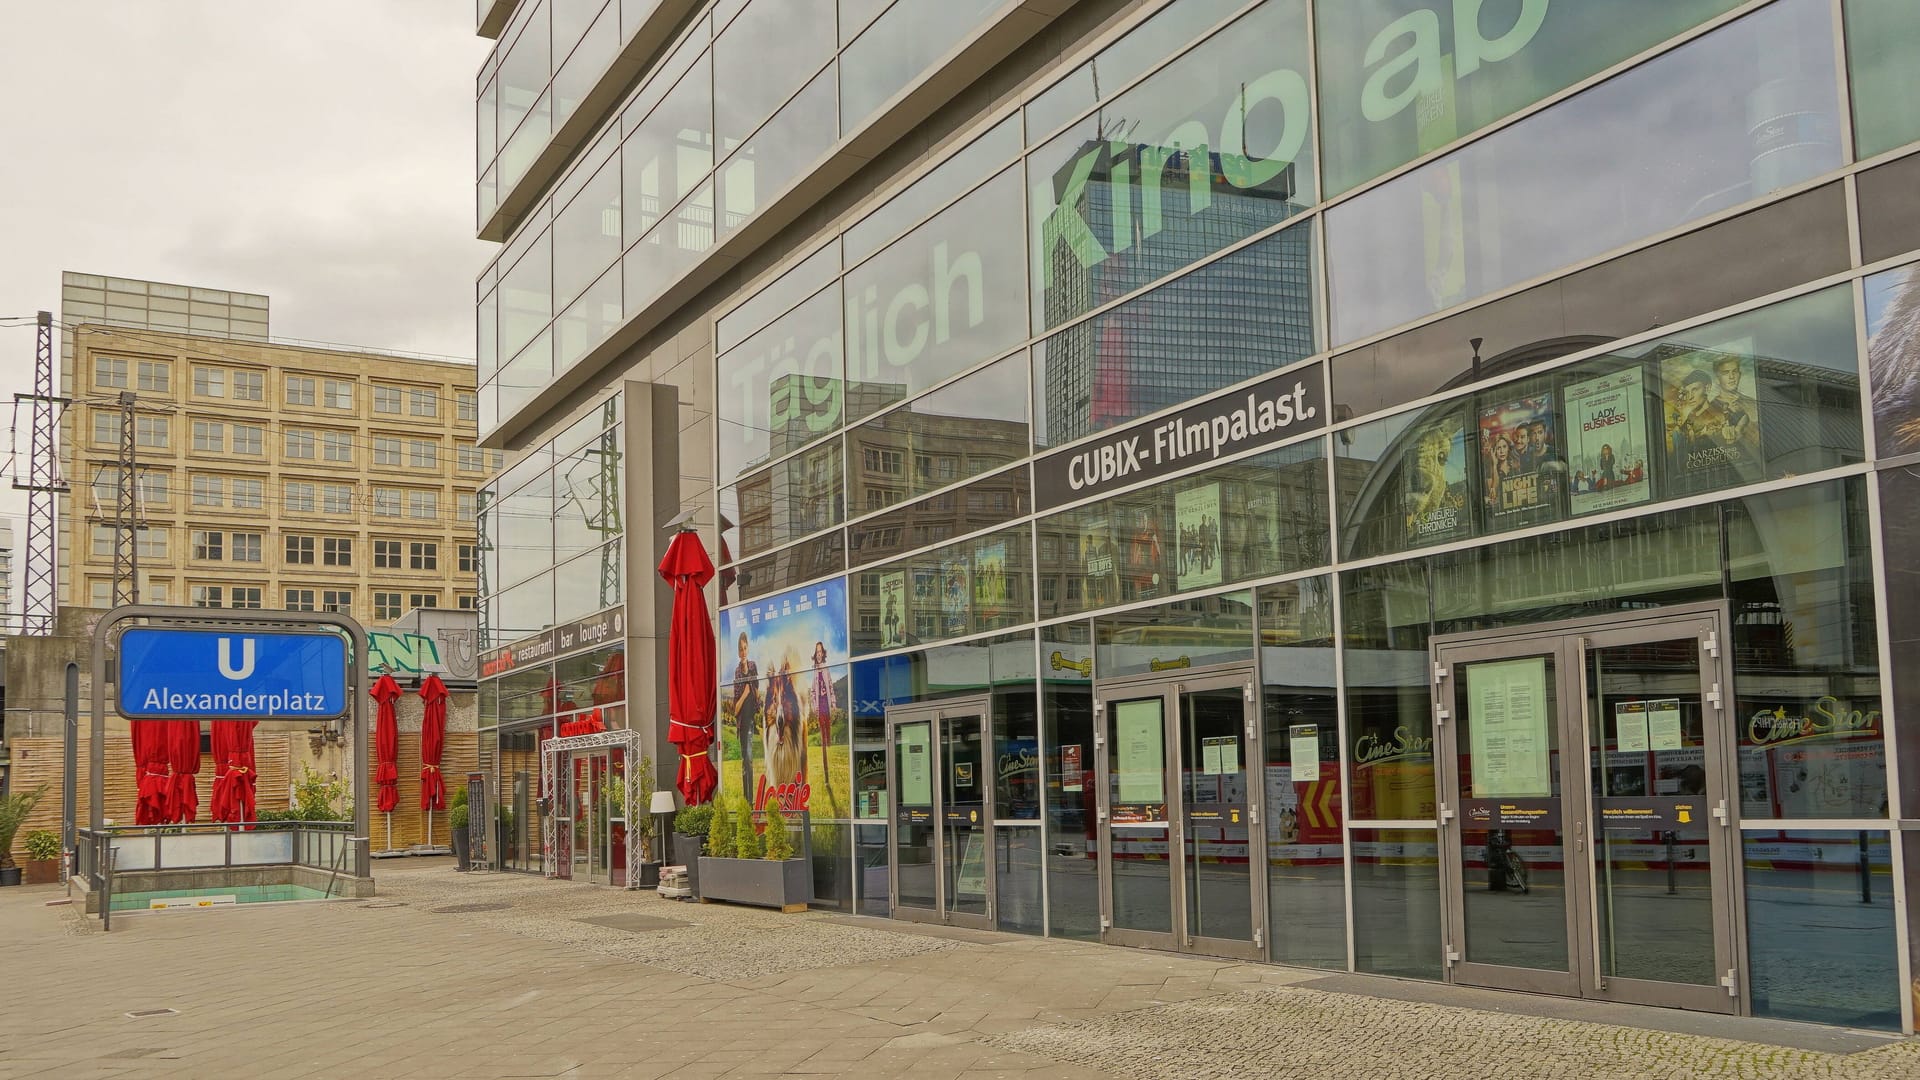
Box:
729, 632, 760, 798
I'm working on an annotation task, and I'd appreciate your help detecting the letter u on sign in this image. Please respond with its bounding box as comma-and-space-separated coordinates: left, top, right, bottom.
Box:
217, 637, 256, 681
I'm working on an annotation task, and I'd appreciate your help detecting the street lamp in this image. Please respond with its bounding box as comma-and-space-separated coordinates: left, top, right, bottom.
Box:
648, 790, 677, 865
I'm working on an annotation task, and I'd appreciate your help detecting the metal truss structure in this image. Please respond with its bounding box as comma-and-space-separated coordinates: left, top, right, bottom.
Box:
539, 726, 647, 888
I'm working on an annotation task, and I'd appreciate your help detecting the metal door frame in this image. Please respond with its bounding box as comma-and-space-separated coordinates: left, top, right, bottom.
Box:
1093, 663, 1266, 961
884, 696, 995, 928
1431, 601, 1744, 1013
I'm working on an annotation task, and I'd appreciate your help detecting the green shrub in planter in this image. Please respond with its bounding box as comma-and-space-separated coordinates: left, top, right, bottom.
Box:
762, 805, 793, 861
674, 802, 713, 838
23, 830, 59, 862
450, 800, 470, 832
706, 800, 735, 859
733, 800, 764, 860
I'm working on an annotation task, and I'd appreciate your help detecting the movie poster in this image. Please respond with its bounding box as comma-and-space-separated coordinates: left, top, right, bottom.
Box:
940, 556, 971, 637
1662, 346, 1763, 493
717, 579, 851, 815
1866, 264, 1920, 457
1119, 505, 1165, 601
1080, 515, 1120, 611
973, 542, 1008, 622
1477, 394, 1562, 528
1564, 369, 1652, 516
1402, 408, 1470, 546
1175, 483, 1223, 590
877, 570, 907, 650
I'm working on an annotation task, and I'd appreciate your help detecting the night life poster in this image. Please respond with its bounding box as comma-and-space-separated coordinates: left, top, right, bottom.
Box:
1402, 408, 1470, 546
1662, 346, 1763, 493
1477, 393, 1561, 528
1565, 368, 1653, 516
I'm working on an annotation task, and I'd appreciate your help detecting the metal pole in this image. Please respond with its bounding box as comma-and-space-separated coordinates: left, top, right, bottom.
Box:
62, 662, 78, 881
1861, 830, 1872, 904
1665, 831, 1677, 896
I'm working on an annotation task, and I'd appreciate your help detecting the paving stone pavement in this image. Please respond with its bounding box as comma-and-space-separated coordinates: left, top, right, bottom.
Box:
0, 859, 1914, 1079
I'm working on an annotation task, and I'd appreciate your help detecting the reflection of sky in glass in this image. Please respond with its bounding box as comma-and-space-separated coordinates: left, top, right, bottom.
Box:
1865, 265, 1914, 339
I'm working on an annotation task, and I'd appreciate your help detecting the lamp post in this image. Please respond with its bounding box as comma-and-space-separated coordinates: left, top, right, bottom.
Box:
648, 790, 677, 866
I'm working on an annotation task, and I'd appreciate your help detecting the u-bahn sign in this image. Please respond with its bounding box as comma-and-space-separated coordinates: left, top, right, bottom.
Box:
117, 628, 349, 720
1032, 361, 1327, 510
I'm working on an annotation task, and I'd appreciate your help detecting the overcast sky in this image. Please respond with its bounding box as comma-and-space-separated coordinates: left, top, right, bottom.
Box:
0, 1, 492, 526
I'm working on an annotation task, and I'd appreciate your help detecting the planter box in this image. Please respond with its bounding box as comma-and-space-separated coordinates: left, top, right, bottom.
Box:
696, 856, 810, 912
634, 862, 661, 888
21, 859, 60, 886
673, 833, 704, 895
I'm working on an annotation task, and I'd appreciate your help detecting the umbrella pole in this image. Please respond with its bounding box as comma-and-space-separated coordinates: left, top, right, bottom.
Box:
425, 810, 433, 849
384, 811, 391, 852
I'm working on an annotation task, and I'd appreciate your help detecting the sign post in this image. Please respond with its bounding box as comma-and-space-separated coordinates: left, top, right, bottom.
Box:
89, 608, 369, 877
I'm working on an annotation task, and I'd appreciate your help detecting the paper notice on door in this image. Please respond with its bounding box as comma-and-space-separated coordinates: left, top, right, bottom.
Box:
900, 725, 933, 806
1614, 702, 1651, 753
1466, 656, 1553, 798
1201, 738, 1222, 775
1289, 724, 1320, 782
1648, 700, 1684, 751
1115, 700, 1165, 804
1200, 736, 1238, 775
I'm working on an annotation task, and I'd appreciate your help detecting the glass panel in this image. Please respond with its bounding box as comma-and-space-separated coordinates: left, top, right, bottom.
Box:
845, 115, 1020, 266
1326, 0, 1840, 345
894, 719, 938, 909
1846, 0, 1920, 160
1258, 576, 1346, 968
731, 533, 847, 603
1097, 590, 1255, 679
1108, 695, 1174, 935
724, 440, 845, 562
713, 0, 835, 152
552, 158, 622, 309
1032, 223, 1317, 449
1023, 0, 1248, 144
622, 181, 715, 313
622, 53, 714, 244
839, 0, 999, 130
498, 11, 553, 157
1351, 827, 1443, 978
850, 526, 1032, 654
1180, 685, 1252, 942
845, 352, 1030, 514
995, 675, 1041, 822
996, 827, 1044, 934
1315, 0, 1742, 195
1743, 829, 1899, 1029
1868, 261, 1920, 459
847, 470, 1030, 575
941, 715, 990, 917
856, 822, 890, 914
719, 63, 838, 232
554, 3, 618, 125
1042, 622, 1098, 939
718, 283, 844, 486
1586, 638, 1715, 987
500, 229, 553, 360
1857, 155, 1920, 265
1028, 0, 1315, 335
843, 166, 1028, 424
555, 268, 622, 371
718, 241, 840, 354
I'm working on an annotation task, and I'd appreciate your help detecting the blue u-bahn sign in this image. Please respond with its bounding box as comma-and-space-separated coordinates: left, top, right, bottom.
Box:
117, 628, 349, 720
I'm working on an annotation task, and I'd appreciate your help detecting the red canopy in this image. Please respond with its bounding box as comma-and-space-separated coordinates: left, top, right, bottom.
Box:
372, 673, 402, 814
167, 719, 201, 824
131, 720, 171, 825
658, 530, 718, 805
209, 720, 258, 825
419, 673, 449, 811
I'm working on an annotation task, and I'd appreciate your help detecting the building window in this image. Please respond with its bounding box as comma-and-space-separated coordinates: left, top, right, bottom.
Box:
374, 591, 402, 620
284, 589, 316, 612
864, 448, 902, 475
322, 431, 353, 462
233, 370, 264, 401
192, 421, 224, 452
457, 492, 476, 521
231, 586, 263, 609
457, 443, 484, 471
284, 429, 316, 459
408, 439, 438, 469
231, 532, 262, 563
373, 386, 402, 414
322, 483, 354, 515
321, 590, 351, 614
285, 376, 316, 406
375, 540, 403, 568
409, 593, 439, 610
135, 471, 169, 509
458, 543, 476, 573
232, 424, 263, 455
192, 366, 225, 397
457, 390, 478, 422
92, 412, 117, 446
136, 528, 167, 560
94, 357, 128, 389
285, 535, 315, 565
191, 585, 222, 608
285, 482, 316, 512
146, 580, 171, 606
323, 537, 352, 567
409, 388, 439, 417
135, 415, 169, 449
192, 530, 223, 560
373, 437, 402, 466
373, 487, 401, 517
89, 525, 113, 559
410, 542, 438, 570
458, 594, 476, 610
323, 379, 354, 410
231, 478, 264, 509
88, 580, 113, 607
406, 490, 437, 519
136, 360, 170, 393
191, 475, 225, 507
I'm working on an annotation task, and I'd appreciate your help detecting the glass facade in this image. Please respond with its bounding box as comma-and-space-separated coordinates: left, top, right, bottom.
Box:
480, 0, 1920, 1033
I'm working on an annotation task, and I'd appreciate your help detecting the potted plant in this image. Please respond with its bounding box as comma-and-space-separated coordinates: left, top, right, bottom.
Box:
673, 802, 713, 895
21, 830, 60, 885
626, 754, 661, 889
0, 784, 48, 887
449, 787, 472, 871
696, 799, 810, 912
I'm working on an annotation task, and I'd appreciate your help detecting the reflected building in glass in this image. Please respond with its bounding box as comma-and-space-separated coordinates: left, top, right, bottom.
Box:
471, 0, 1920, 1032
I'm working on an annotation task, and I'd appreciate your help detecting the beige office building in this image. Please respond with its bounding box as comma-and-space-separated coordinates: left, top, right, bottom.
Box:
60, 325, 492, 624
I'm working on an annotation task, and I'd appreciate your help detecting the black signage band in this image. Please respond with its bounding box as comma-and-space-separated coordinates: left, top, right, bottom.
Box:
479, 607, 627, 677
1032, 362, 1327, 510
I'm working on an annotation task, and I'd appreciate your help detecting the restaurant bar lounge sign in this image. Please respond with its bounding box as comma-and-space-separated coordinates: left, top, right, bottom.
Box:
1032, 362, 1327, 510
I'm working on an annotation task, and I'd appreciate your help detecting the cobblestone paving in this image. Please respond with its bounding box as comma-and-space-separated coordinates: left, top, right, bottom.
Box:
2, 860, 1914, 1079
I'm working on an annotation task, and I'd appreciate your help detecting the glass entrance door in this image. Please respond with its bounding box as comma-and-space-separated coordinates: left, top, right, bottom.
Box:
1097, 670, 1264, 960
886, 699, 995, 928
1435, 608, 1739, 1013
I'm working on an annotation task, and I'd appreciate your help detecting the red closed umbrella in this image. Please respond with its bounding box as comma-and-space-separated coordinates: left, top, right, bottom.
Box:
131, 720, 171, 825
210, 720, 258, 824
419, 674, 449, 811
372, 674, 402, 814
658, 529, 718, 805
167, 719, 201, 823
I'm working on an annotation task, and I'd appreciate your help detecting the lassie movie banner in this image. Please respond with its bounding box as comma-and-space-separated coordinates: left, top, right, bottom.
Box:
719, 580, 851, 818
